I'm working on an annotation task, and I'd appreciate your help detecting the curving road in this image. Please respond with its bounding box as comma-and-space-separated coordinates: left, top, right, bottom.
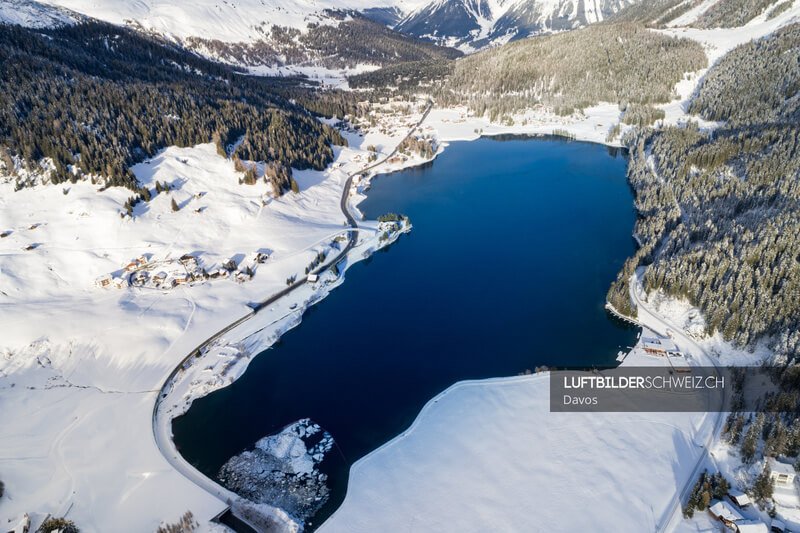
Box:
628, 271, 726, 533
152, 101, 434, 532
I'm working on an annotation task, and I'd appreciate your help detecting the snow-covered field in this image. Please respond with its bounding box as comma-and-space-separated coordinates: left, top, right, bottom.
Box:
321, 374, 711, 532
423, 102, 629, 146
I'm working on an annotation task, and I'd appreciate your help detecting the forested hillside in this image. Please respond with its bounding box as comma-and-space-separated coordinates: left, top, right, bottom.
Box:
0, 21, 349, 194
349, 22, 706, 118
347, 59, 454, 93
435, 23, 706, 119
612, 0, 791, 27
607, 24, 800, 364
610, 0, 698, 24
185, 11, 461, 70
694, 0, 777, 28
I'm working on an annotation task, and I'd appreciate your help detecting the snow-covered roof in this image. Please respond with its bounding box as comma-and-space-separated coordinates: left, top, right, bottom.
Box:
736, 521, 769, 533
770, 458, 796, 476
728, 489, 751, 506
641, 336, 679, 352
709, 500, 743, 522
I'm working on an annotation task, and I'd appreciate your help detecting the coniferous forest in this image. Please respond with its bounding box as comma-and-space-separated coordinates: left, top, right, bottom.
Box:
349, 22, 707, 121
608, 23, 800, 364
0, 21, 350, 193
438, 23, 706, 119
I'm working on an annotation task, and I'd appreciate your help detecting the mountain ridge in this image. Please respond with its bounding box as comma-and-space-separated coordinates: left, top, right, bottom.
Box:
396, 0, 639, 50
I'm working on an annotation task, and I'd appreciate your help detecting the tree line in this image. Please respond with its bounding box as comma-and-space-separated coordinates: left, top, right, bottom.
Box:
611, 24, 800, 364
0, 21, 348, 194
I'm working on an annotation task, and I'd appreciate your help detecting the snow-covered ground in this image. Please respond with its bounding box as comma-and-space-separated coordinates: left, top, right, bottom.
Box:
422, 102, 629, 146
247, 64, 382, 90
320, 373, 711, 532
0, 104, 429, 532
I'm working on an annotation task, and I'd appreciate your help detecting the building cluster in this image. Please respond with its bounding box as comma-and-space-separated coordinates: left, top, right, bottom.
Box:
95, 251, 270, 290
707, 459, 798, 533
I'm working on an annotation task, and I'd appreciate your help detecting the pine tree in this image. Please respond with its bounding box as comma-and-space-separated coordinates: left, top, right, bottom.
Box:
171, 198, 180, 212
753, 463, 774, 504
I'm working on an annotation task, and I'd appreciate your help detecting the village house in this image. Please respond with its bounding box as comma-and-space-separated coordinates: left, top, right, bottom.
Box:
235, 271, 251, 283
179, 254, 197, 266
640, 330, 682, 357
135, 255, 147, 265
769, 459, 796, 487
307, 273, 319, 283
173, 274, 188, 285
153, 272, 167, 285
112, 277, 126, 289
95, 275, 112, 288
736, 521, 769, 533
123, 261, 138, 272
728, 489, 752, 508
132, 271, 148, 286
709, 500, 743, 529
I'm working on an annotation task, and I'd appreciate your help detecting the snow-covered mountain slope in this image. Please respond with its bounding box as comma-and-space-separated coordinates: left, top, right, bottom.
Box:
41, 0, 426, 42
396, 0, 640, 50
2, 0, 453, 75
0, 0, 82, 27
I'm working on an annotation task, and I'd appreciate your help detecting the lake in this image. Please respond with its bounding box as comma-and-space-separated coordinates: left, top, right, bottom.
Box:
172, 135, 639, 528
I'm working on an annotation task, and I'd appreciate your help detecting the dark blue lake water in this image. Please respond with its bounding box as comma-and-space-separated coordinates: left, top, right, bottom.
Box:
172, 136, 638, 528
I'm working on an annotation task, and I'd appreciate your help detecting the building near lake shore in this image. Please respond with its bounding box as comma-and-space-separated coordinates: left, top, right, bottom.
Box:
640, 329, 682, 357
